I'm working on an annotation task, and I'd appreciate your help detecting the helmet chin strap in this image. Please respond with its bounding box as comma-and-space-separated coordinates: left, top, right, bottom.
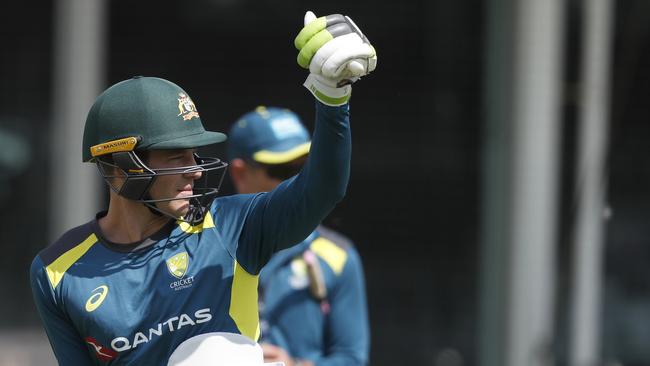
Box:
183, 198, 207, 224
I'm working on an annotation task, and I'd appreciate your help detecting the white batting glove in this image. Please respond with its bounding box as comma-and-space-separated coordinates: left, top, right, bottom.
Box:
294, 11, 377, 106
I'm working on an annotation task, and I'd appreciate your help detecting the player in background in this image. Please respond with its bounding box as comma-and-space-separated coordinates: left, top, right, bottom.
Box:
227, 107, 370, 366
30, 11, 376, 365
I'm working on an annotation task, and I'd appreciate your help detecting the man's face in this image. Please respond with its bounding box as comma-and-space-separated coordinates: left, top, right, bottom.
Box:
237, 162, 283, 194
146, 149, 202, 218
230, 155, 307, 195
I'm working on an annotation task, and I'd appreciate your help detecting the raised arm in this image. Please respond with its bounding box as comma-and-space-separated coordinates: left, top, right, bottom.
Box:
236, 11, 377, 274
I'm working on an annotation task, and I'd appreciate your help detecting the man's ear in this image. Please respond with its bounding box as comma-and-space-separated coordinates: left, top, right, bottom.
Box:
229, 158, 247, 193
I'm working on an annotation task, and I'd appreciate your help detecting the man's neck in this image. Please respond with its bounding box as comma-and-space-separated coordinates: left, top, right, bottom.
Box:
98, 194, 171, 244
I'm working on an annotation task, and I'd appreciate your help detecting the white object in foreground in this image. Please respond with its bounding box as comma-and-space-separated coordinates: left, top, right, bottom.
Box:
168, 332, 284, 366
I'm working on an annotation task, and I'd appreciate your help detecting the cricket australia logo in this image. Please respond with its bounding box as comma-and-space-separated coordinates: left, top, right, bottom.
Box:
166, 252, 194, 291
177, 93, 200, 121
167, 252, 189, 278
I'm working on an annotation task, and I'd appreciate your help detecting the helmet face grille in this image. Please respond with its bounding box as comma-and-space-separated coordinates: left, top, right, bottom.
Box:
96, 151, 228, 225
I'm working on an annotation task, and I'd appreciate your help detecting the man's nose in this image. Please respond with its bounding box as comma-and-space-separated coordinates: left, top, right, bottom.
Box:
183, 167, 204, 180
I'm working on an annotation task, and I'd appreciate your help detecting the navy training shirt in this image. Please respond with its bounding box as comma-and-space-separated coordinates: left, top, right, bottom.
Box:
30, 101, 351, 365
260, 226, 370, 365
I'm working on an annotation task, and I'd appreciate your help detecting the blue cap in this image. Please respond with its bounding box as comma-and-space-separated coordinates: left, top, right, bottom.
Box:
227, 106, 311, 164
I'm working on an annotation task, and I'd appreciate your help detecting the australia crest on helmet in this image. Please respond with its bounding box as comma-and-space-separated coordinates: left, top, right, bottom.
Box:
177, 93, 200, 121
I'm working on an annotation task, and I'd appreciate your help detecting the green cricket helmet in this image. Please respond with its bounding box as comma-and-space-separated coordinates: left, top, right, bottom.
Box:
82, 76, 228, 224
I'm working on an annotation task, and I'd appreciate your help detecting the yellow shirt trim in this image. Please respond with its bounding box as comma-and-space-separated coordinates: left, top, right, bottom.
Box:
229, 260, 260, 341
45, 233, 98, 289
310, 237, 347, 275
177, 211, 215, 234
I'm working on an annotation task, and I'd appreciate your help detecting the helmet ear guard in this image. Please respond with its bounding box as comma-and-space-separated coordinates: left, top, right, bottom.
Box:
92, 137, 157, 200
111, 151, 156, 200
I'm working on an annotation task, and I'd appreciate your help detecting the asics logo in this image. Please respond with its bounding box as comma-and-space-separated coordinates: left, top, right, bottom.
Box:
85, 285, 109, 312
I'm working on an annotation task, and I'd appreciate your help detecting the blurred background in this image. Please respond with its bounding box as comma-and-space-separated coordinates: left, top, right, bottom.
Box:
1, 0, 650, 365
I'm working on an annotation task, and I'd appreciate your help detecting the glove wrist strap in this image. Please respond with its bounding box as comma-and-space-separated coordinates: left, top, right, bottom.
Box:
303, 74, 351, 106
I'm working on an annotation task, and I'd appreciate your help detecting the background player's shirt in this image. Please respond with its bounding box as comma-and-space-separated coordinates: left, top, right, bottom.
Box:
259, 226, 370, 366
30, 101, 351, 365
